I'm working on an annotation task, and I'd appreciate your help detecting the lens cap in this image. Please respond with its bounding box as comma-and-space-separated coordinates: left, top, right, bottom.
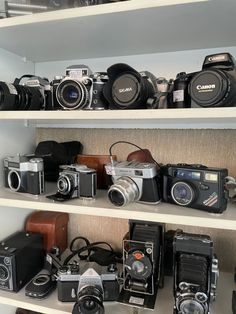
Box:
112, 74, 140, 106
189, 69, 229, 107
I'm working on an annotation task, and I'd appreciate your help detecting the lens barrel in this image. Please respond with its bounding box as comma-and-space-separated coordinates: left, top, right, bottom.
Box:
73, 286, 104, 314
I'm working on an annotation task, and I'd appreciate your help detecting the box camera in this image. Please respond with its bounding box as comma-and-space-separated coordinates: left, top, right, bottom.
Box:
103, 63, 158, 109
118, 220, 164, 310
171, 52, 236, 108
105, 161, 161, 206
0, 231, 44, 292
173, 232, 219, 314
162, 163, 228, 213
0, 75, 51, 111
47, 164, 96, 202
57, 262, 119, 308
51, 65, 108, 110
4, 155, 44, 195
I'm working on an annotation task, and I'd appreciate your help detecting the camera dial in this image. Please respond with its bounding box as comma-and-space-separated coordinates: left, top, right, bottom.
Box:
171, 181, 195, 206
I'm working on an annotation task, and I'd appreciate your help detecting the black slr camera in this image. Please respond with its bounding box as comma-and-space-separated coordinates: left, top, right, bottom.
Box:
103, 63, 158, 109
4, 155, 44, 195
105, 161, 161, 207
118, 220, 164, 310
0, 232, 44, 292
47, 164, 96, 202
0, 75, 51, 111
52, 65, 108, 110
57, 262, 119, 314
172, 52, 236, 108
173, 232, 219, 314
162, 163, 228, 213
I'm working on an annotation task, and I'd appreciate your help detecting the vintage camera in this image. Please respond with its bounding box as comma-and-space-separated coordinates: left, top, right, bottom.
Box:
162, 163, 228, 213
47, 164, 96, 202
105, 161, 161, 206
103, 63, 158, 109
4, 155, 44, 195
173, 232, 219, 314
172, 52, 236, 108
0, 75, 51, 111
51, 65, 108, 110
0, 231, 44, 292
57, 262, 119, 309
118, 220, 164, 309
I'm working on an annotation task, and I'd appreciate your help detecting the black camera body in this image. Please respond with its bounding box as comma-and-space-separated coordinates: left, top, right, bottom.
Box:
172, 52, 236, 108
51, 65, 108, 110
57, 262, 119, 302
173, 232, 219, 314
103, 63, 158, 109
162, 163, 228, 213
118, 220, 164, 310
0, 232, 44, 292
4, 155, 44, 195
105, 161, 161, 207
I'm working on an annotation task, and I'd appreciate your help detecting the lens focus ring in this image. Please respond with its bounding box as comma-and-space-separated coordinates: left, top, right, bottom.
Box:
171, 181, 194, 206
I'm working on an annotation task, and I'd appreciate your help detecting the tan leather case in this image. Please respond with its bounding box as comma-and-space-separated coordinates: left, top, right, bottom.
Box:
25, 211, 69, 252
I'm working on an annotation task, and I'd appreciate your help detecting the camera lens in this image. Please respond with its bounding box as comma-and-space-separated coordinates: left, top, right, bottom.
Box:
8, 170, 21, 192
171, 181, 195, 206
73, 286, 104, 314
56, 79, 89, 109
108, 176, 140, 206
0, 265, 9, 281
180, 299, 205, 314
125, 250, 152, 281
189, 69, 236, 107
57, 174, 75, 195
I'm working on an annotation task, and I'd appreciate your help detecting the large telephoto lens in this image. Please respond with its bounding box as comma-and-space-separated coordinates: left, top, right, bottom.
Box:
72, 286, 104, 314
108, 176, 140, 206
0, 81, 44, 110
56, 79, 89, 110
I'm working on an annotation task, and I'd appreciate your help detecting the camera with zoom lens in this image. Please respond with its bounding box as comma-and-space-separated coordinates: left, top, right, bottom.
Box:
171, 52, 236, 108
118, 220, 164, 310
103, 63, 158, 109
105, 161, 161, 207
4, 155, 44, 195
173, 232, 219, 314
162, 163, 228, 213
47, 164, 96, 202
0, 75, 51, 111
51, 65, 108, 110
57, 262, 120, 314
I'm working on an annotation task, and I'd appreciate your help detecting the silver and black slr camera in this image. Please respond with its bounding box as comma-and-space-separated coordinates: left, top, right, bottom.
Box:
118, 220, 164, 310
105, 161, 161, 207
51, 65, 108, 110
47, 164, 96, 202
162, 163, 228, 213
4, 155, 44, 195
173, 232, 219, 314
57, 262, 119, 314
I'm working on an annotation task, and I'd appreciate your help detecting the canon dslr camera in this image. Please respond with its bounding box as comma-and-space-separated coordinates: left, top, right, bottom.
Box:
4, 155, 44, 195
173, 232, 219, 314
57, 262, 119, 314
52, 65, 108, 110
172, 52, 236, 108
105, 161, 161, 206
162, 163, 228, 213
47, 164, 96, 202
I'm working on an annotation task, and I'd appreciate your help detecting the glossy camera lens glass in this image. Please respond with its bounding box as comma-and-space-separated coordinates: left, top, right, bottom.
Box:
180, 299, 205, 314
73, 286, 104, 314
171, 181, 194, 206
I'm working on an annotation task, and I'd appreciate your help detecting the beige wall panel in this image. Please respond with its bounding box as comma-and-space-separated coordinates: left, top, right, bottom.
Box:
37, 128, 236, 272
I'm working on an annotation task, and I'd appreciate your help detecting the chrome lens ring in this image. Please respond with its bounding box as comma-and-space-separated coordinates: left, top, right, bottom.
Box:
171, 181, 194, 206
8, 170, 21, 192
57, 175, 73, 195
0, 264, 9, 281
179, 298, 205, 314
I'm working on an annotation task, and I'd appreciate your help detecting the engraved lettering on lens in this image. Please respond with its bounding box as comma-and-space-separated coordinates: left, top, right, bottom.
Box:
196, 84, 216, 90
118, 87, 133, 93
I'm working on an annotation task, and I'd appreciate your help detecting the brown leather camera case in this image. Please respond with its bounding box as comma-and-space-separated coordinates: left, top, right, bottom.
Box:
16, 309, 42, 314
75, 154, 117, 189
26, 211, 69, 252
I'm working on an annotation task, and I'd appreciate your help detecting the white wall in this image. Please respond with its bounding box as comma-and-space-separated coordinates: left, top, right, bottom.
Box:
35, 46, 236, 81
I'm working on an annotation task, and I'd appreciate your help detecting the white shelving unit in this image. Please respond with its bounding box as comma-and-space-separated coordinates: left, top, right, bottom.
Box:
0, 0, 236, 313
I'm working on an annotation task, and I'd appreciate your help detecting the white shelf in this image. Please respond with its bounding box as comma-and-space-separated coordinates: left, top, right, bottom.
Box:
0, 0, 235, 62
1, 107, 236, 129
1, 185, 236, 230
0, 272, 232, 314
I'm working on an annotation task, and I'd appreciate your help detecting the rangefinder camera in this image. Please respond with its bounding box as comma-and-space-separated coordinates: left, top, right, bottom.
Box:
4, 154, 44, 195
105, 161, 161, 206
162, 163, 228, 213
